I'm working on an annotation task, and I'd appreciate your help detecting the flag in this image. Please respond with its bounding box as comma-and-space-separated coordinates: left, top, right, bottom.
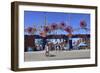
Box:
64, 26, 73, 33
40, 31, 47, 37
59, 22, 66, 29
50, 23, 58, 30
26, 27, 37, 35
80, 20, 87, 28
44, 26, 50, 33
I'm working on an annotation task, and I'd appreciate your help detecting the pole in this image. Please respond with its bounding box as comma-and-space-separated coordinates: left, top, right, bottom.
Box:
68, 14, 73, 50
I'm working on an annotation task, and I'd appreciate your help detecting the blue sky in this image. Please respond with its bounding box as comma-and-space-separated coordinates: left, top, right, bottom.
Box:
24, 11, 90, 35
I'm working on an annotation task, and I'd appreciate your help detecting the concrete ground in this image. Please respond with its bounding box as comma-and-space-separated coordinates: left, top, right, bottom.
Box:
24, 49, 90, 62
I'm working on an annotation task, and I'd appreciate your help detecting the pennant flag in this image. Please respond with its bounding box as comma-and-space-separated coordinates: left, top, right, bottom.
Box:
27, 27, 33, 33
50, 23, 58, 30
59, 22, 66, 29
26, 27, 37, 35
80, 20, 87, 28
43, 26, 50, 33
40, 31, 47, 37
64, 26, 73, 33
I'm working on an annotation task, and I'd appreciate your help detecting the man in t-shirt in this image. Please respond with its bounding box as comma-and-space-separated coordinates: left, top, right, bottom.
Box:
45, 43, 49, 56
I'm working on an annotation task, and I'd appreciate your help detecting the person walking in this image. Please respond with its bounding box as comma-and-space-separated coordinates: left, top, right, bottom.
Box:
45, 43, 49, 56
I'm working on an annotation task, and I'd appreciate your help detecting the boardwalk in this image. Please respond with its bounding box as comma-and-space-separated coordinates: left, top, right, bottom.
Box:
24, 49, 90, 61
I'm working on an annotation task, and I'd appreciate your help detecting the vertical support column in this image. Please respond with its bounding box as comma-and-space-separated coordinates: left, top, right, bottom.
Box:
69, 37, 73, 50
65, 37, 68, 50
42, 37, 47, 50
